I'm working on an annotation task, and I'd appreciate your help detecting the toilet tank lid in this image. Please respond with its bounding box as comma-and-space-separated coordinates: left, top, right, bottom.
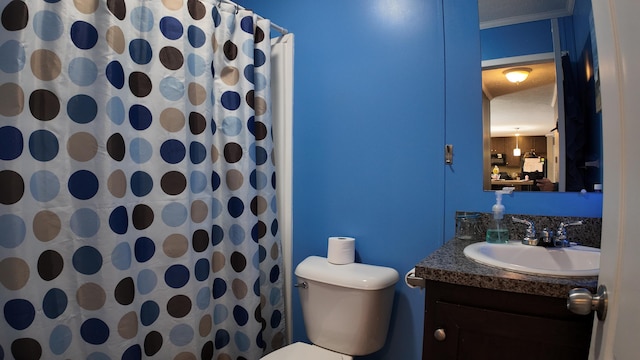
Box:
294, 256, 399, 290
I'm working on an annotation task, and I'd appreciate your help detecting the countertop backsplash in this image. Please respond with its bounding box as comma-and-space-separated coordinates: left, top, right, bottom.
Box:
455, 211, 602, 248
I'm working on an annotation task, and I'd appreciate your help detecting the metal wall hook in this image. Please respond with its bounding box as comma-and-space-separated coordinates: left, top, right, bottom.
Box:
294, 282, 308, 289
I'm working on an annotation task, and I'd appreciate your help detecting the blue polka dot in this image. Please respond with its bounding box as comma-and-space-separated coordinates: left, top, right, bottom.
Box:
257, 246, 266, 263
0, 126, 23, 160
243, 64, 254, 84
213, 304, 228, 324
269, 287, 281, 306
233, 305, 249, 326
4, 299, 35, 330
72, 246, 103, 275
242, 39, 255, 58
234, 331, 251, 352
221, 117, 242, 136
68, 170, 99, 200
129, 39, 153, 65
67, 94, 98, 124
68, 57, 98, 86
250, 170, 267, 190
228, 197, 244, 218
70, 208, 100, 238
106, 97, 125, 124
253, 72, 267, 91
0, 214, 26, 248
270, 265, 281, 283
210, 198, 223, 220
29, 130, 59, 161
129, 138, 153, 164
169, 324, 194, 346
221, 91, 241, 110
49, 324, 72, 355
159, 77, 185, 101
165, 264, 190, 289
270, 310, 282, 329
229, 224, 245, 245
140, 300, 160, 326
187, 25, 206, 48
137, 269, 157, 295
131, 171, 153, 197
109, 206, 129, 235
211, 171, 221, 191
112, 242, 132, 271
214, 329, 230, 349
194, 258, 209, 281
43, 288, 67, 319
254, 48, 266, 67
131, 7, 154, 32
196, 287, 210, 310
33, 11, 64, 41
122, 345, 141, 360
106, 61, 125, 89
80, 318, 109, 345
187, 54, 206, 76
160, 139, 186, 164
161, 202, 188, 227
212, 7, 221, 26
212, 278, 227, 299
71, 21, 99, 50
189, 142, 207, 164
0, 40, 26, 73
211, 225, 224, 246
190, 171, 207, 193
87, 352, 110, 360
134, 237, 155, 263
240, 16, 253, 33
160, 17, 183, 40
129, 104, 152, 130
29, 170, 59, 202
254, 145, 268, 165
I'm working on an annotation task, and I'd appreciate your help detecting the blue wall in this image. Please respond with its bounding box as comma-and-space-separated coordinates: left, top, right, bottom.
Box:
480, 20, 554, 60
237, 0, 603, 359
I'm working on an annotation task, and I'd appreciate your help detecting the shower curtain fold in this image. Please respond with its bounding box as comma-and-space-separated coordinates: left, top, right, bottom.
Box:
0, 1, 285, 359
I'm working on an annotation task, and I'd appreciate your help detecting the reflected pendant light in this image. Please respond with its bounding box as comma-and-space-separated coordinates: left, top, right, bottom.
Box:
513, 129, 521, 157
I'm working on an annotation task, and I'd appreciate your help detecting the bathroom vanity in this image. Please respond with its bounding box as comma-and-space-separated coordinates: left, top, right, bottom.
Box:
415, 238, 597, 360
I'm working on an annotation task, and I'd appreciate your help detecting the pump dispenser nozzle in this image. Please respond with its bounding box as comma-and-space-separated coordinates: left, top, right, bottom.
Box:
492, 187, 514, 220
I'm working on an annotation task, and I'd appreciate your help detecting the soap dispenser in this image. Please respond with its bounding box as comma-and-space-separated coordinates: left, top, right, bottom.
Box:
486, 187, 514, 244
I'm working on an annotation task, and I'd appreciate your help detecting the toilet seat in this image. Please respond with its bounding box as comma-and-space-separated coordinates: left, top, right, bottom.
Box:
261, 342, 352, 360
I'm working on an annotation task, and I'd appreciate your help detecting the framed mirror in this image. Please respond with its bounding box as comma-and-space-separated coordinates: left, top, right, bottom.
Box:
480, 0, 602, 192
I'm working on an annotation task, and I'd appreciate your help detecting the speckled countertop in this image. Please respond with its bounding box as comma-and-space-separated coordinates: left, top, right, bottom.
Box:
415, 238, 598, 299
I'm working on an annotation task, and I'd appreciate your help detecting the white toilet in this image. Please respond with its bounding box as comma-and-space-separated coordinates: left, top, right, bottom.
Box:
262, 256, 399, 359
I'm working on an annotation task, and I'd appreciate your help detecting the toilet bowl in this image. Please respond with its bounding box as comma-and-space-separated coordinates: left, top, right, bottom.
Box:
261, 256, 399, 360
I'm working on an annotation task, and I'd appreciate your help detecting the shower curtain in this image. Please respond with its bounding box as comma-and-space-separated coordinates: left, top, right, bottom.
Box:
0, 1, 285, 359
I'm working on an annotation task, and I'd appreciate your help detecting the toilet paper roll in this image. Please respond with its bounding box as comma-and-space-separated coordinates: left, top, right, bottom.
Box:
405, 268, 418, 289
327, 236, 355, 264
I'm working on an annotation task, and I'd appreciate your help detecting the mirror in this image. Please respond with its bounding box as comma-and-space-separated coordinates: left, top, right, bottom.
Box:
479, 0, 602, 192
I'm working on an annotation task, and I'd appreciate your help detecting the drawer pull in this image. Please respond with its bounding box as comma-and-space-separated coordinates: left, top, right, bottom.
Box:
434, 328, 446, 341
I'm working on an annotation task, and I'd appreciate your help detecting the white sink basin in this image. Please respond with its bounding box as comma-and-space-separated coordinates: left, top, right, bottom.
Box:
463, 241, 600, 277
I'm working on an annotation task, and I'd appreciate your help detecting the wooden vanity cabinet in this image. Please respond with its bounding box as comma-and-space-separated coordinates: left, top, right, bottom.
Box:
423, 281, 593, 360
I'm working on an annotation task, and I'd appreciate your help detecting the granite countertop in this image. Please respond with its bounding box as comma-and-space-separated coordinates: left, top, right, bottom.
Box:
415, 238, 598, 298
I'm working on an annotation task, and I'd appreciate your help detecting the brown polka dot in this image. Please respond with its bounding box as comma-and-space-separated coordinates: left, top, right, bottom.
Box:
118, 311, 139, 339
250, 195, 267, 216
255, 26, 266, 44
33, 210, 61, 242
270, 242, 280, 260
106, 26, 125, 54
0, 257, 30, 290
132, 204, 154, 230
107, 133, 126, 161
76, 282, 106, 310
190, 200, 208, 223
216, 355, 231, 360
221, 67, 240, 86
188, 82, 206, 106
0, 83, 24, 117
74, 0, 100, 14
199, 314, 212, 337
107, 0, 126, 20
232, 278, 248, 300
223, 40, 238, 60
271, 331, 286, 351
253, 121, 268, 141
160, 108, 186, 132
162, 0, 183, 10
29, 89, 60, 121
144, 331, 163, 357
187, 0, 206, 20
210, 145, 219, 163
226, 170, 243, 191
129, 72, 152, 97
161, 171, 187, 196
256, 221, 267, 239
167, 295, 192, 318
108, 170, 127, 198
223, 143, 242, 163
211, 34, 218, 53
253, 96, 268, 116
211, 252, 225, 272
192, 230, 209, 252
37, 250, 63, 281
10, 339, 41, 360
115, 277, 135, 305
230, 252, 246, 272
159, 46, 184, 70
67, 132, 98, 162
163, 234, 189, 258
31, 49, 61, 81
0, 170, 24, 205
174, 353, 197, 360
1, 0, 29, 31
188, 112, 206, 135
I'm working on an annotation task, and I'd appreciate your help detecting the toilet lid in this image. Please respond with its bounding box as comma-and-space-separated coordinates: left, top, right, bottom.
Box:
261, 342, 349, 360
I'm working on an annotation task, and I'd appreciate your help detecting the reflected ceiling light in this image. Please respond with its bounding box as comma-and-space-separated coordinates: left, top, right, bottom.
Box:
513, 128, 521, 157
503, 68, 531, 84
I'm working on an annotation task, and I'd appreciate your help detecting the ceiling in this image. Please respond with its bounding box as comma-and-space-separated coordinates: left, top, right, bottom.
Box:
479, 0, 575, 138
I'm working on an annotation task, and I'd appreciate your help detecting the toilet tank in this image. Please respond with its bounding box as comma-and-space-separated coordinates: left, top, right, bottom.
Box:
294, 256, 399, 356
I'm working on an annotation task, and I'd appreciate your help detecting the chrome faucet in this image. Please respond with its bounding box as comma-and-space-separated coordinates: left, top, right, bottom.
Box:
512, 217, 537, 245
554, 221, 583, 247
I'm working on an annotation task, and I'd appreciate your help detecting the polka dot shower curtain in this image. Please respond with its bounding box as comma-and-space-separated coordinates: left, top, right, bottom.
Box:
0, 0, 285, 359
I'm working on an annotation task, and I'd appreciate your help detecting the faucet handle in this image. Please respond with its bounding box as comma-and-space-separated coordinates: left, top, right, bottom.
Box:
512, 217, 536, 244
555, 220, 583, 247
